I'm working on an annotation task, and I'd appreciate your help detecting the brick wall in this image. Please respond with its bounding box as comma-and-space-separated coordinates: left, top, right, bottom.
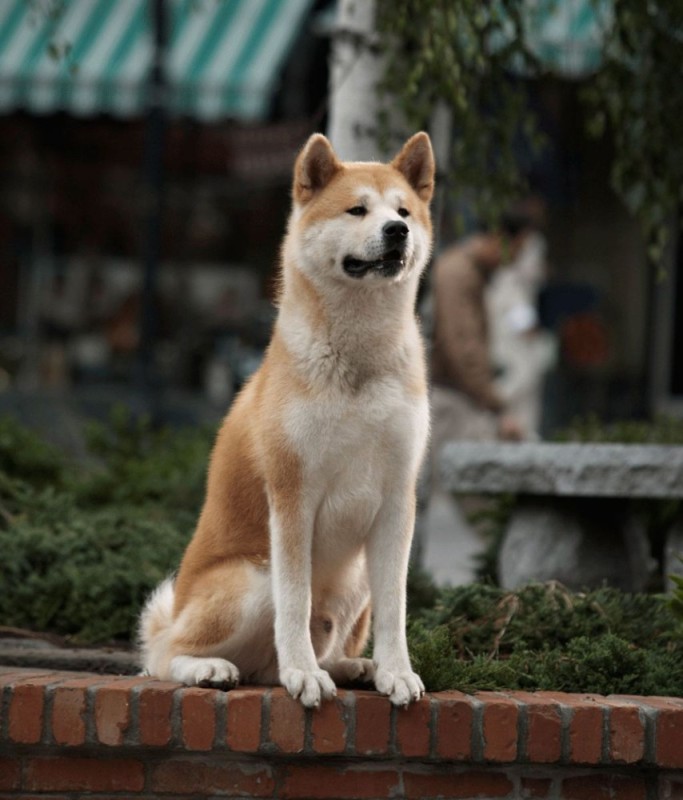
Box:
1, 667, 682, 799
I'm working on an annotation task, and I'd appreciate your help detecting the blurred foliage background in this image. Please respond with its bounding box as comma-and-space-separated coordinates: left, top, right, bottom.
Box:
376, 0, 683, 263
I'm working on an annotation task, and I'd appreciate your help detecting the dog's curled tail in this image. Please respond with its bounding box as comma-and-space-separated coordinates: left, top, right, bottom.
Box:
138, 577, 175, 677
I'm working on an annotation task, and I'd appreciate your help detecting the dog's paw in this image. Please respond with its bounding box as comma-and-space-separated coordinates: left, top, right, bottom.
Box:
280, 667, 336, 708
374, 665, 425, 707
170, 655, 240, 690
326, 657, 375, 685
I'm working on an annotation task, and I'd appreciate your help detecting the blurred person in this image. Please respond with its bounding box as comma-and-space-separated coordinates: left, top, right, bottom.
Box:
486, 202, 557, 439
430, 212, 534, 448
421, 212, 534, 586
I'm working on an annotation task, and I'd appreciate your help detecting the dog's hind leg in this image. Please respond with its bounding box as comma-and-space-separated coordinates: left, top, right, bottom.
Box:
169, 654, 240, 689
320, 602, 375, 686
344, 602, 372, 658
141, 559, 275, 688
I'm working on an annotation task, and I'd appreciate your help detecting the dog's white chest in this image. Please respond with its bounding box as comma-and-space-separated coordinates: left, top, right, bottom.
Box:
286, 376, 420, 466
283, 376, 427, 554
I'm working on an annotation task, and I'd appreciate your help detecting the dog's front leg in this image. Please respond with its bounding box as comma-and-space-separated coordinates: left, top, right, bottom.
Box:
269, 501, 336, 708
366, 492, 424, 706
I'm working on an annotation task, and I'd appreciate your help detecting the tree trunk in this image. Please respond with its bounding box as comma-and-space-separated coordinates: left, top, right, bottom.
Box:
326, 0, 390, 161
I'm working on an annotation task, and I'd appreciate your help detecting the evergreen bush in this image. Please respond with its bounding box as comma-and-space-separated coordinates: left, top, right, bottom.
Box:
407, 573, 683, 696
671, 560, 683, 624
75, 406, 214, 510
0, 411, 211, 643
1, 413, 681, 697
555, 413, 683, 445
0, 416, 66, 488
0, 474, 190, 643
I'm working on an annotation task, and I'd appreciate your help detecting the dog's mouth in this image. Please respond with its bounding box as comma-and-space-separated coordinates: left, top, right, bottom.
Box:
342, 250, 405, 279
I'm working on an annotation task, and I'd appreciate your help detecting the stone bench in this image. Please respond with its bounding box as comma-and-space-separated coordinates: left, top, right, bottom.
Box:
439, 442, 683, 591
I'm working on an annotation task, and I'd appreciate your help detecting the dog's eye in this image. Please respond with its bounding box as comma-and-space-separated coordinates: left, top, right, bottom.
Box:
398, 207, 410, 218
346, 206, 367, 217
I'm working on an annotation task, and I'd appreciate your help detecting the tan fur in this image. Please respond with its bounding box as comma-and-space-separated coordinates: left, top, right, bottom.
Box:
345, 603, 372, 658
139, 132, 435, 707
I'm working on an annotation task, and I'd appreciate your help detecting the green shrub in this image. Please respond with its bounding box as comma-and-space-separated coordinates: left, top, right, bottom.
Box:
1, 414, 682, 697
0, 473, 189, 643
671, 560, 683, 623
555, 413, 683, 444
0, 416, 66, 488
406, 578, 683, 696
0, 409, 212, 643
75, 407, 213, 511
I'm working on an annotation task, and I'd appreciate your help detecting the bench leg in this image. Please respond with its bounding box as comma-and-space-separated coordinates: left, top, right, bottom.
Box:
497, 497, 654, 592
664, 516, 683, 592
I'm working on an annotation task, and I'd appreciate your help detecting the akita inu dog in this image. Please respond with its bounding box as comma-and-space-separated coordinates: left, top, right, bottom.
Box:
139, 131, 435, 707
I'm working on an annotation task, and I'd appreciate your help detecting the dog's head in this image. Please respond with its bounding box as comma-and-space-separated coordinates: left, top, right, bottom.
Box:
286, 133, 435, 287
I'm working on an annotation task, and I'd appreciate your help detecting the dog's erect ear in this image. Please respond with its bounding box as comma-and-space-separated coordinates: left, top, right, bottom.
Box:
293, 134, 342, 205
391, 132, 435, 203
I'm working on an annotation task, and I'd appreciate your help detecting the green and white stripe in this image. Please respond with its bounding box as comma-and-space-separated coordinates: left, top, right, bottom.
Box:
0, 0, 314, 120
523, 0, 612, 77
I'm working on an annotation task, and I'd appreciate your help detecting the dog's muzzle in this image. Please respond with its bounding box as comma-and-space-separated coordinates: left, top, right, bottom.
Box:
343, 220, 409, 279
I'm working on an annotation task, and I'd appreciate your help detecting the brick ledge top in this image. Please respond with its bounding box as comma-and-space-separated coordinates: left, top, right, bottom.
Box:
1, 666, 682, 769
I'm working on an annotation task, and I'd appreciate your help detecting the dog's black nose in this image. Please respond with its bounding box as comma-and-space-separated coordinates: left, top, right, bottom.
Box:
382, 220, 409, 243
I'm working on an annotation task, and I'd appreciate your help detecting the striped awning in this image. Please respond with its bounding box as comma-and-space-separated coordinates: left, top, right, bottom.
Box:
487, 0, 612, 78
0, 0, 314, 121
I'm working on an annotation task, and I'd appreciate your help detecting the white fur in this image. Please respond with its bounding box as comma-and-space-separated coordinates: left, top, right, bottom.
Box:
138, 577, 175, 677
169, 655, 239, 687
269, 169, 431, 706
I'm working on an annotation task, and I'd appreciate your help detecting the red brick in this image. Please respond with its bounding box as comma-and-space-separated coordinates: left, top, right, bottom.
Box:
226, 688, 263, 751
8, 679, 53, 743
138, 682, 177, 746
396, 694, 431, 757
608, 702, 645, 764
311, 694, 347, 754
435, 691, 474, 760
95, 680, 145, 746
51, 677, 106, 746
657, 707, 683, 768
479, 692, 519, 762
354, 691, 391, 755
151, 760, 274, 796
515, 694, 561, 763
521, 776, 553, 798
403, 769, 513, 798
181, 687, 216, 750
269, 688, 305, 753
281, 765, 399, 799
562, 775, 611, 800
568, 704, 604, 764
25, 756, 144, 792
0, 757, 20, 790
561, 775, 646, 800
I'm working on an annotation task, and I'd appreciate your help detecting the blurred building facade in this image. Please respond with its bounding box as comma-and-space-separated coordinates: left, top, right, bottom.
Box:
0, 0, 678, 432
0, 0, 334, 415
